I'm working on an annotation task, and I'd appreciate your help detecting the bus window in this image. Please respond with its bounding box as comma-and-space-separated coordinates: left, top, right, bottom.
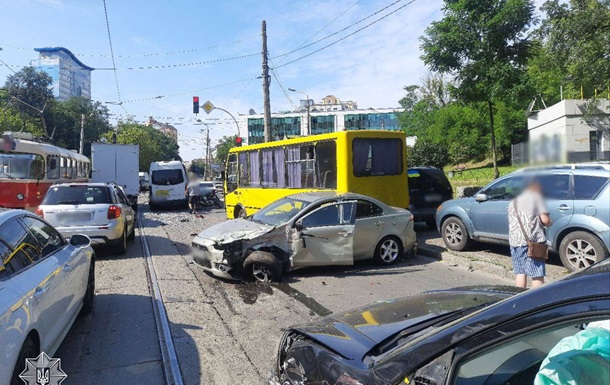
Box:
316, 141, 336, 189
353, 138, 402, 177
287, 145, 316, 188
227, 154, 238, 193
47, 156, 59, 179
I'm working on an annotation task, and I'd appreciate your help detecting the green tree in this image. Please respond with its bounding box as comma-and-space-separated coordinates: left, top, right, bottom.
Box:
421, 0, 536, 178
103, 123, 180, 172
534, 0, 610, 100
408, 138, 450, 168
48, 97, 112, 156
214, 135, 238, 165
3, 67, 54, 136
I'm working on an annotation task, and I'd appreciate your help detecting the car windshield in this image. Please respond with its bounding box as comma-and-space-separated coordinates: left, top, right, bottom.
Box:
152, 169, 184, 185
200, 182, 214, 188
43, 185, 112, 205
251, 197, 310, 226
0, 153, 44, 180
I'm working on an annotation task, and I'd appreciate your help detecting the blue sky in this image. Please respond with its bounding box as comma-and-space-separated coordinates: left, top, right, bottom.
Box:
0, 0, 543, 161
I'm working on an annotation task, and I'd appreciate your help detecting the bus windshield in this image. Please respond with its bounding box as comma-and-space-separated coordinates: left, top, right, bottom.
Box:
251, 197, 310, 226
0, 153, 44, 179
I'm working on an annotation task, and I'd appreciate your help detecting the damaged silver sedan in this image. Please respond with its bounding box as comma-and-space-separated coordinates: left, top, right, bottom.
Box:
191, 192, 417, 282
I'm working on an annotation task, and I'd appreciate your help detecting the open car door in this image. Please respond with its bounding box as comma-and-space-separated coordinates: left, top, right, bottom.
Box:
292, 201, 356, 267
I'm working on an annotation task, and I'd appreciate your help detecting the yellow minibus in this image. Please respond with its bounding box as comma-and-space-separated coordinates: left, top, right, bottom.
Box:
224, 130, 408, 218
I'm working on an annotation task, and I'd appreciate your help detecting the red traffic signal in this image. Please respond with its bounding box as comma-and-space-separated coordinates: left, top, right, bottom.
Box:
235, 137, 243, 146
193, 96, 199, 114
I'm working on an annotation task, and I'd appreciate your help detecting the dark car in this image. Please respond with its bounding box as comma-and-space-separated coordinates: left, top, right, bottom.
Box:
408, 167, 453, 228
270, 259, 610, 385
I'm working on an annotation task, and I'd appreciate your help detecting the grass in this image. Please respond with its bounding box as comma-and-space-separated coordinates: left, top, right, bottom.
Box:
443, 162, 519, 196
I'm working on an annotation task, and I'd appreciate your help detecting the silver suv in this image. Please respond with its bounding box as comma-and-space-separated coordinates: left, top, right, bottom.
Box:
436, 168, 610, 271
37, 182, 136, 254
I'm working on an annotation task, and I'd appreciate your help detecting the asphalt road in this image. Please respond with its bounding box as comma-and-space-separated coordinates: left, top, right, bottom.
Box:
55, 199, 512, 385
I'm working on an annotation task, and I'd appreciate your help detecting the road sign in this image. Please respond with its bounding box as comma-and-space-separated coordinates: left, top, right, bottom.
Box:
202, 100, 215, 114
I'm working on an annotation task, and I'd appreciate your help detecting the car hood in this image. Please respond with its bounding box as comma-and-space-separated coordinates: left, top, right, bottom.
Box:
194, 219, 275, 244
291, 286, 521, 361
443, 196, 476, 209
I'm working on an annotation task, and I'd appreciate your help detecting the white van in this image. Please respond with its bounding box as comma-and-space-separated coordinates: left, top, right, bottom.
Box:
149, 161, 188, 209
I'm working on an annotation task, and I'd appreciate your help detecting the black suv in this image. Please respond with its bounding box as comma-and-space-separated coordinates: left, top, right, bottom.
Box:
408, 166, 453, 228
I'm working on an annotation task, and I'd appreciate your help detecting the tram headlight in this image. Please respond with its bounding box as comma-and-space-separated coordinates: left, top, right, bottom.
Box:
16, 193, 24, 200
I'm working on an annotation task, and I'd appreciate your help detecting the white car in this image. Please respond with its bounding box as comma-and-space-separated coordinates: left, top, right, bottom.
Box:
37, 182, 136, 254
0, 209, 94, 385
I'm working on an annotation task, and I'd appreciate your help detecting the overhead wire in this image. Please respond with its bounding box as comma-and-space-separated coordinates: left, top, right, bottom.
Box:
269, 57, 298, 111
95, 52, 260, 71
271, 0, 406, 61
275, 0, 418, 69
101, 0, 127, 115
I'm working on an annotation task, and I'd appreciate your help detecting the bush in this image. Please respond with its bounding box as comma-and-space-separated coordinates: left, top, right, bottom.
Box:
408, 139, 449, 169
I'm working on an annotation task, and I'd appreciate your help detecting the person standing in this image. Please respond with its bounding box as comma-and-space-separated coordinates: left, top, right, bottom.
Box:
185, 178, 201, 214
508, 179, 552, 288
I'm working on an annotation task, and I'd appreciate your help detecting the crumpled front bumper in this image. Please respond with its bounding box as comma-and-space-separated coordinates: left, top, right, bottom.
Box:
191, 238, 240, 280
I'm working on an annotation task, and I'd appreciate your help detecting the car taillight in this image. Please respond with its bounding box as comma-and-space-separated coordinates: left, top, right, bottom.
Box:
107, 205, 122, 220
35, 207, 44, 218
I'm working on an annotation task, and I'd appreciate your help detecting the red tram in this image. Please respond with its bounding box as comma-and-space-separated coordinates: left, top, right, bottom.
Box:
0, 132, 90, 211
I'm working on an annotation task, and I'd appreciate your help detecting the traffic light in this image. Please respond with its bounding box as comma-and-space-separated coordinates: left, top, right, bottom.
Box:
193, 96, 199, 114
235, 137, 243, 147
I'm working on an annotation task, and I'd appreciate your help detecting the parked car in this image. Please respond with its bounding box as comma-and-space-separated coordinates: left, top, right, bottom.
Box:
270, 258, 610, 385
408, 167, 453, 228
213, 176, 224, 191
0, 209, 95, 385
139, 172, 150, 192
436, 168, 610, 271
191, 192, 417, 281
36, 182, 136, 254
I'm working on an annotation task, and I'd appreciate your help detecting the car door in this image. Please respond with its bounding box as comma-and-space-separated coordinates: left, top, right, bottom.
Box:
446, 298, 610, 385
21, 216, 86, 320
291, 201, 356, 267
470, 175, 526, 240
115, 186, 135, 233
536, 173, 574, 240
353, 200, 386, 260
0, 217, 66, 353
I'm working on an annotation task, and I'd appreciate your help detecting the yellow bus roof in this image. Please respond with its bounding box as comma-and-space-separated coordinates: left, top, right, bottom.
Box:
229, 130, 406, 153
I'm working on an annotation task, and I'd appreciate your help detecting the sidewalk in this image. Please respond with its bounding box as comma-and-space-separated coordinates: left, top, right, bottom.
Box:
417, 228, 570, 283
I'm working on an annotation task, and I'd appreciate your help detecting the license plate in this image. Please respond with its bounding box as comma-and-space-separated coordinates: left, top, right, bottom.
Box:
156, 190, 170, 196
424, 194, 442, 202
57, 212, 92, 225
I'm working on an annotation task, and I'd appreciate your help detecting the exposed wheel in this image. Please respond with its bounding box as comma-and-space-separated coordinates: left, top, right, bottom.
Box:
215, 196, 224, 209
374, 236, 403, 265
559, 231, 609, 272
10, 337, 37, 385
425, 218, 437, 230
80, 257, 95, 316
441, 217, 472, 251
113, 230, 127, 255
243, 251, 282, 282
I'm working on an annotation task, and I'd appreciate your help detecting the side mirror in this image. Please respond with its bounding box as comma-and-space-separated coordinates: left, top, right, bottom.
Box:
475, 193, 488, 202
294, 220, 305, 231
70, 234, 91, 248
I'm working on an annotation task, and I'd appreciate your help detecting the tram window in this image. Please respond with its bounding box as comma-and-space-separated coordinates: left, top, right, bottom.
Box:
47, 156, 59, 179
30, 155, 44, 179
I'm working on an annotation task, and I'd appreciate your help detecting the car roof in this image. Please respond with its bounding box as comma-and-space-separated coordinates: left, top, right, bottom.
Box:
50, 182, 112, 188
504, 167, 610, 179
0, 209, 35, 223
285, 191, 388, 205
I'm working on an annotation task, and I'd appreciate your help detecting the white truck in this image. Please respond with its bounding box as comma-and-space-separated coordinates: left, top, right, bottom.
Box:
91, 142, 139, 210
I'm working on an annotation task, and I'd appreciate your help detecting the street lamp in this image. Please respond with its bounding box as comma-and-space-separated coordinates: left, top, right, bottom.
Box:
288, 88, 310, 136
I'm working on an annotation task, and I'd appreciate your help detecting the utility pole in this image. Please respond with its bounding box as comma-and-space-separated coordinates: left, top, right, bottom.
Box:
262, 20, 272, 143
79, 113, 85, 154
205, 128, 210, 179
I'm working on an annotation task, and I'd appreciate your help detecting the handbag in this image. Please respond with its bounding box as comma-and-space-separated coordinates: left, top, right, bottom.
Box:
514, 200, 548, 261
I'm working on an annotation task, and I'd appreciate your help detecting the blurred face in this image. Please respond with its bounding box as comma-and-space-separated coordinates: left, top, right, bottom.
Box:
527, 181, 542, 194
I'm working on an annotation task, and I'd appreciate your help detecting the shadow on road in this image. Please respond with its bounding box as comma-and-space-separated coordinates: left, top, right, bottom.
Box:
56, 293, 200, 385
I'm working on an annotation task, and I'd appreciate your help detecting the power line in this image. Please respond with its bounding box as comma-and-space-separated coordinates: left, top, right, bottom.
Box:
275, 0, 361, 65
95, 52, 260, 70
269, 57, 298, 110
271, 0, 406, 61
275, 0, 418, 69
102, 0, 126, 115
1, 34, 260, 58
113, 76, 258, 104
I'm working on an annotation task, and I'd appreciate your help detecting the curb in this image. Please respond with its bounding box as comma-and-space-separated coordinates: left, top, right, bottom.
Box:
417, 245, 569, 283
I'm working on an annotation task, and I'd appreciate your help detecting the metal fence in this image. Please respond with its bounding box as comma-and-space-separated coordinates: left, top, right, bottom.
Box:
511, 142, 528, 166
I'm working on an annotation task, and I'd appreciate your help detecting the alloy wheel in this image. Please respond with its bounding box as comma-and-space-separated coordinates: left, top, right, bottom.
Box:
445, 223, 463, 245
380, 239, 399, 263
566, 239, 597, 268
251, 264, 272, 282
